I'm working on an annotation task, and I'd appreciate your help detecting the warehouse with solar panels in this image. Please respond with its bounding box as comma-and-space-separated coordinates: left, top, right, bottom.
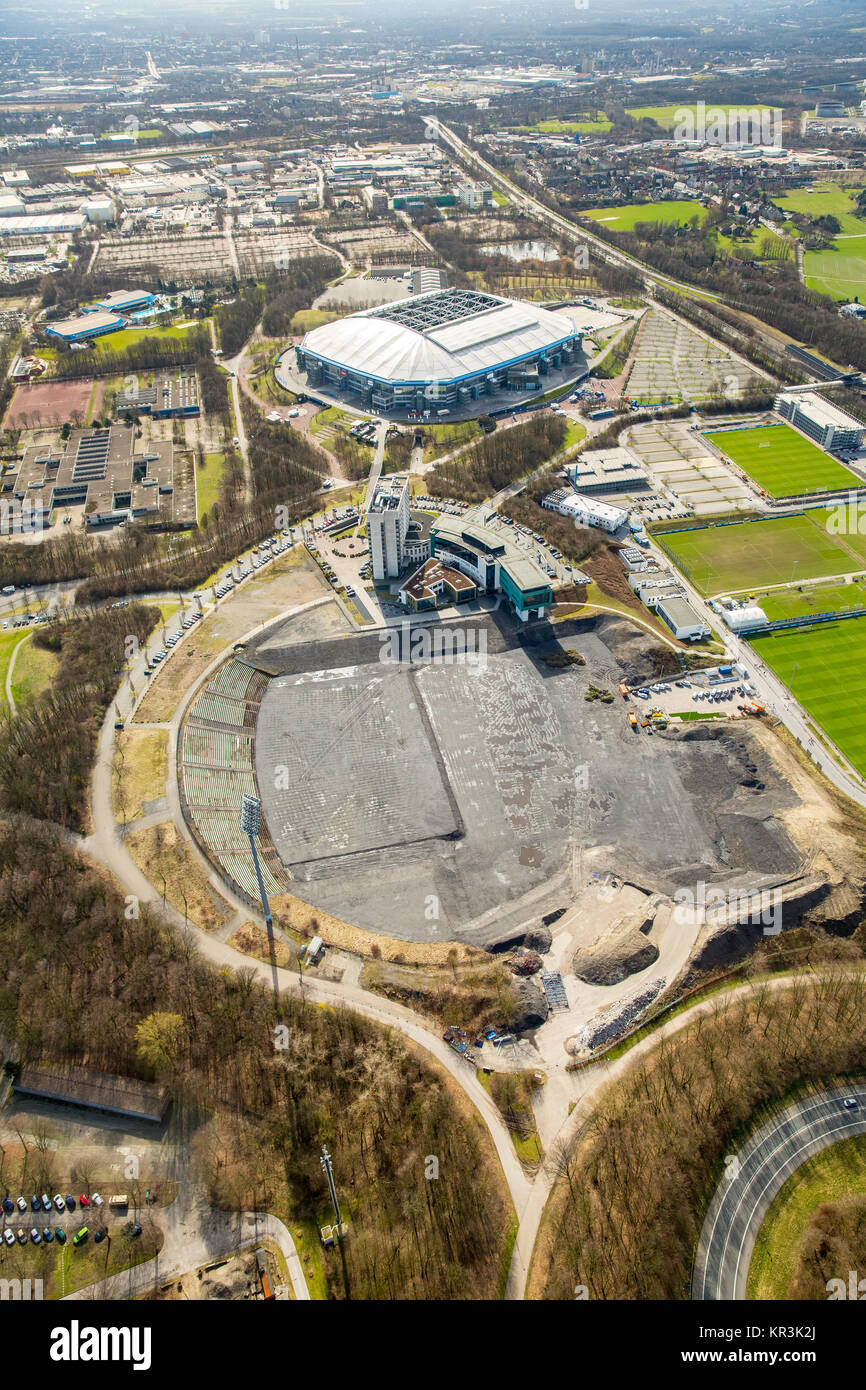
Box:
294, 287, 584, 416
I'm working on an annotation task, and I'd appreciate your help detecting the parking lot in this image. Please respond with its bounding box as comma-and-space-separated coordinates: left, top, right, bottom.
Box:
626, 308, 762, 404
624, 667, 759, 726
627, 418, 756, 517
1, 1188, 143, 1251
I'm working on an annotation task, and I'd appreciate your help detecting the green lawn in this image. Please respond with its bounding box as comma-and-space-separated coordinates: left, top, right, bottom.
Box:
584, 200, 706, 233
626, 103, 780, 132
771, 184, 866, 301
749, 616, 866, 776
10, 634, 58, 708
748, 1134, 866, 1300
196, 451, 228, 522
516, 115, 612, 135
703, 422, 859, 499
772, 183, 866, 234
708, 227, 791, 261
658, 509, 866, 596
803, 239, 866, 302
290, 309, 341, 333
562, 420, 586, 451
759, 578, 866, 621
92, 324, 199, 354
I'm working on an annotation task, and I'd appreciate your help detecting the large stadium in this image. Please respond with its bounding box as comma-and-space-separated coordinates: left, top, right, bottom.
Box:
284, 287, 586, 418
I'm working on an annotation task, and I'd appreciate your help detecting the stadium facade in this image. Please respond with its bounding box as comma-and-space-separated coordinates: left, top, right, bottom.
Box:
294, 287, 583, 416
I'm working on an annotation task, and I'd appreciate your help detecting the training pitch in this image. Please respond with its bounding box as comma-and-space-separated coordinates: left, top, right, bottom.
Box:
658, 510, 866, 596
703, 423, 859, 499
749, 616, 866, 779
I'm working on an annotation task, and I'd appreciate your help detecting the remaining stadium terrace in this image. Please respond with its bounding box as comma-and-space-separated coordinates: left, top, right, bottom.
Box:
656, 509, 866, 597
702, 421, 862, 500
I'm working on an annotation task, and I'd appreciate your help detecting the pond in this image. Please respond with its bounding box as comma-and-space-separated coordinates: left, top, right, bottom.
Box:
479, 239, 562, 262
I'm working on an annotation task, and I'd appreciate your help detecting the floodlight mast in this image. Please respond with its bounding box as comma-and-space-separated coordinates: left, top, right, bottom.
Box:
320, 1144, 342, 1233
240, 793, 272, 930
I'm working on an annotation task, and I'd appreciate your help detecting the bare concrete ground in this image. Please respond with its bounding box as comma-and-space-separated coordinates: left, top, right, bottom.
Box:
247, 610, 805, 947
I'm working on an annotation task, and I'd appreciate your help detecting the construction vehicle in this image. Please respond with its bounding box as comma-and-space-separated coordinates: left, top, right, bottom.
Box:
640, 716, 650, 727
619, 683, 629, 700
628, 712, 638, 729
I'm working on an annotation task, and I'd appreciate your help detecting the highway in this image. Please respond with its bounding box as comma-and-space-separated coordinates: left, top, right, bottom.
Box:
692, 1084, 866, 1300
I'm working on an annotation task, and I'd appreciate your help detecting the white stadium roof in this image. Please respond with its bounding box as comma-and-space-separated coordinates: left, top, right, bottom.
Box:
300, 288, 580, 385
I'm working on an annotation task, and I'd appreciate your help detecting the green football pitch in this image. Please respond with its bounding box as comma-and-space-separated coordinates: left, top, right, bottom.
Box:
703, 423, 859, 499
749, 617, 866, 778
658, 509, 866, 596
758, 577, 866, 621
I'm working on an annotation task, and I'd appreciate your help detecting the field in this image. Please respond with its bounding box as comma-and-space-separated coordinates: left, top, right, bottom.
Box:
708, 226, 791, 261
759, 576, 866, 621
749, 616, 866, 777
703, 422, 859, 498
584, 200, 706, 233
4, 377, 102, 429
91, 323, 200, 354
626, 103, 780, 132
771, 183, 866, 301
516, 115, 612, 134
658, 510, 866, 596
196, 451, 228, 522
802, 241, 866, 302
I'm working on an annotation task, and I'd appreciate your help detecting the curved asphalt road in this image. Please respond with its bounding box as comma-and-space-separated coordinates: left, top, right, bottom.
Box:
692, 1084, 866, 1301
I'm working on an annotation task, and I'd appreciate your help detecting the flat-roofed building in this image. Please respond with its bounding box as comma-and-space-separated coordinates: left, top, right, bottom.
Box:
96, 288, 156, 313
44, 310, 124, 343
656, 594, 710, 641
430, 509, 552, 621
368, 473, 412, 581
775, 391, 864, 452
541, 489, 628, 532
4, 426, 190, 528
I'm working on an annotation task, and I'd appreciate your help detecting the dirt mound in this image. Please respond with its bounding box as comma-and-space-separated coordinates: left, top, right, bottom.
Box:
574, 925, 659, 986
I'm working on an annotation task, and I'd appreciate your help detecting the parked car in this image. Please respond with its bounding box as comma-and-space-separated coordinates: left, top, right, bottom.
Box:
16, 1196, 26, 1213
53, 1194, 65, 1212
56, 1227, 66, 1245
79, 1195, 89, 1208
30, 1196, 40, 1212
94, 1227, 106, 1244
16, 1230, 26, 1245
65, 1194, 76, 1211
41, 1194, 51, 1212
129, 1224, 142, 1238
73, 1226, 88, 1246
2, 1197, 13, 1214
43, 1228, 53, 1243
3, 1229, 14, 1247
30, 1228, 40, 1244
91, 1193, 103, 1208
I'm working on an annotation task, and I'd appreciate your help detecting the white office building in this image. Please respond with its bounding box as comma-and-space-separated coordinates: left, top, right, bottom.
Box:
541, 490, 628, 533
368, 474, 411, 581
775, 392, 864, 453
